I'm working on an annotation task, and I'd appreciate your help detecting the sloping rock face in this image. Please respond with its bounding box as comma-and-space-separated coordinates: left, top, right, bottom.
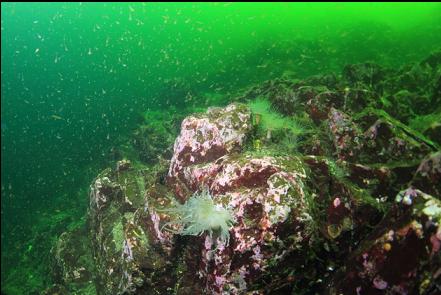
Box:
165, 103, 312, 294
172, 154, 310, 294
49, 224, 96, 294
167, 103, 252, 201
87, 161, 174, 295
50, 52, 441, 295
233, 52, 440, 294
79, 103, 317, 295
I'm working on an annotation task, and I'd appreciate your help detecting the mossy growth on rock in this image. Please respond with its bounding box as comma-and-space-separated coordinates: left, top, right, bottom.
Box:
248, 98, 307, 140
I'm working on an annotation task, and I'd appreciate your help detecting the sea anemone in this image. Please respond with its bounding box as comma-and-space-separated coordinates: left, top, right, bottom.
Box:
248, 98, 306, 139
163, 189, 235, 245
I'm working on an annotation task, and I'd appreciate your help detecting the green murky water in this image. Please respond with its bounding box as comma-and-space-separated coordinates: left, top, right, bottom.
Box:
1, 2, 440, 294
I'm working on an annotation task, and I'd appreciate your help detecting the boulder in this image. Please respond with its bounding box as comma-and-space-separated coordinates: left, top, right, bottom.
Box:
88, 160, 173, 294
167, 103, 252, 201
328, 188, 441, 295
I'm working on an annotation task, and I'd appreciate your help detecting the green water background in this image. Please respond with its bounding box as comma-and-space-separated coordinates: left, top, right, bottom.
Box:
1, 2, 440, 293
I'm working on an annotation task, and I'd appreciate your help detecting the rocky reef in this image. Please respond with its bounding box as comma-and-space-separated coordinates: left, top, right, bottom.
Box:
46, 52, 441, 294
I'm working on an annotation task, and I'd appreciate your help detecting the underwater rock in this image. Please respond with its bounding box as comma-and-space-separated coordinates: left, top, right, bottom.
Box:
355, 107, 437, 165
167, 103, 252, 201
364, 118, 427, 163
303, 156, 384, 242
342, 87, 379, 114
41, 284, 69, 295
433, 72, 441, 106
327, 188, 441, 295
50, 225, 96, 293
116, 158, 132, 172
306, 89, 343, 124
237, 78, 335, 119
88, 160, 173, 294
421, 50, 441, 69
48, 51, 441, 295
131, 110, 183, 165
423, 121, 441, 146
259, 79, 304, 116
165, 104, 313, 294
411, 152, 441, 197
388, 90, 417, 122
394, 63, 433, 94
381, 55, 441, 123
345, 161, 392, 196
170, 154, 310, 294
343, 62, 387, 92
154, 77, 197, 108
327, 107, 363, 161
303, 72, 340, 89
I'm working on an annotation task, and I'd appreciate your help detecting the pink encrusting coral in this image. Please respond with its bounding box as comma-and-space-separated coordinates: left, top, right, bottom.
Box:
168, 103, 252, 201
164, 103, 311, 294
191, 156, 309, 294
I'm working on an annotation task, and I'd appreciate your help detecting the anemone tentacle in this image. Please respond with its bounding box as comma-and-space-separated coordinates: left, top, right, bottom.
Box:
163, 189, 235, 245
